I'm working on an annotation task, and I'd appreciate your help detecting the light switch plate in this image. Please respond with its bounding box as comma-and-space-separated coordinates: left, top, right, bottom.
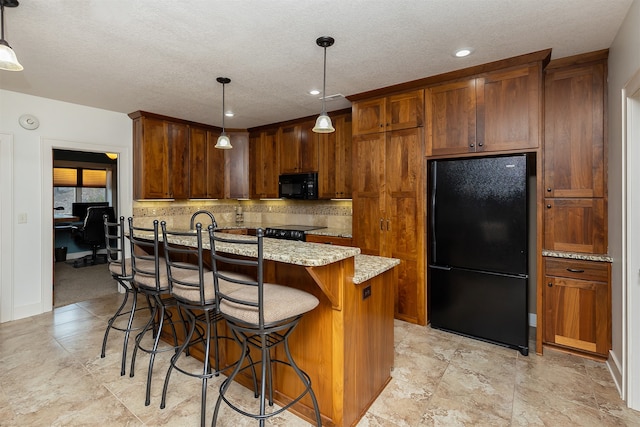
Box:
17, 213, 27, 224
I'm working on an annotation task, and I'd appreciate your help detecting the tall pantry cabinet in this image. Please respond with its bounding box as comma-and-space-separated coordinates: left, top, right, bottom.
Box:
541, 50, 611, 358
351, 90, 427, 325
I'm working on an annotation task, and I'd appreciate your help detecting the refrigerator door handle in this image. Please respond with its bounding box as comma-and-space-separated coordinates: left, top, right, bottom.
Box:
430, 162, 437, 262
428, 264, 451, 271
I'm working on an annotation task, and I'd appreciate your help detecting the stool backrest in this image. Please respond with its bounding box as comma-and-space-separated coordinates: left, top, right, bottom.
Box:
104, 215, 128, 278
128, 218, 163, 291
208, 226, 266, 327
160, 221, 208, 305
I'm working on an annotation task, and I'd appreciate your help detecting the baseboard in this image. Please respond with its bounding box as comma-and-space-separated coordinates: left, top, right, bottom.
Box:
607, 349, 624, 399
529, 312, 536, 327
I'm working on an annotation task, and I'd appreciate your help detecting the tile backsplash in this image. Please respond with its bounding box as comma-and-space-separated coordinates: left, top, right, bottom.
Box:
133, 199, 352, 231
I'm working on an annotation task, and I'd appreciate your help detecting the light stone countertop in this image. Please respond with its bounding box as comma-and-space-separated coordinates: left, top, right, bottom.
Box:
131, 230, 399, 283
306, 227, 353, 238
214, 222, 353, 239
542, 250, 612, 263
353, 254, 401, 284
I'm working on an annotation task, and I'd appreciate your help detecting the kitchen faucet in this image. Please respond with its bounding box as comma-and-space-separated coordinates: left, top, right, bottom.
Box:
189, 210, 216, 230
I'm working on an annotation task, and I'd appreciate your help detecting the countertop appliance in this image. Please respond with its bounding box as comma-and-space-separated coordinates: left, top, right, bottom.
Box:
264, 225, 326, 241
279, 173, 318, 200
429, 154, 529, 356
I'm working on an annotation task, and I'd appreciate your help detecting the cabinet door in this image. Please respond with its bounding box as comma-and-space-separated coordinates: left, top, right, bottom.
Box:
543, 259, 610, 356
225, 132, 249, 199
386, 90, 424, 131
167, 122, 189, 199
385, 128, 425, 323
544, 198, 606, 253
189, 126, 208, 198
279, 125, 302, 174
300, 120, 319, 173
352, 98, 385, 135
477, 65, 540, 152
352, 133, 385, 256
334, 114, 353, 198
425, 79, 477, 156
205, 130, 225, 199
253, 129, 279, 198
544, 63, 605, 198
134, 116, 170, 199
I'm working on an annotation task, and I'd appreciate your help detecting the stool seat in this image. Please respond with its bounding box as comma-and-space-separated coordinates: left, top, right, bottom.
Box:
172, 270, 248, 305
220, 283, 319, 325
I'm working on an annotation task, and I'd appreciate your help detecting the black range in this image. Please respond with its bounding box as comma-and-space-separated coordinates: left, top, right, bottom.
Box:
264, 225, 326, 242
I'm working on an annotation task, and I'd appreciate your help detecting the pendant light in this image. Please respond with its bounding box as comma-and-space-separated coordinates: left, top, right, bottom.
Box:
215, 77, 233, 149
312, 36, 335, 134
0, 0, 23, 71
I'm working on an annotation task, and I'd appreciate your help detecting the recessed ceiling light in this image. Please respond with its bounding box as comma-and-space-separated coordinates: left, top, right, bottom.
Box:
309, 89, 320, 96
454, 48, 472, 58
225, 111, 234, 117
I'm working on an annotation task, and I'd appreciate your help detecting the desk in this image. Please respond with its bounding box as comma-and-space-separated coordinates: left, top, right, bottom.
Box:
136, 232, 398, 427
54, 214, 79, 224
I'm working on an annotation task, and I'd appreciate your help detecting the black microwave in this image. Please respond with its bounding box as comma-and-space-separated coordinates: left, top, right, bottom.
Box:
278, 173, 318, 199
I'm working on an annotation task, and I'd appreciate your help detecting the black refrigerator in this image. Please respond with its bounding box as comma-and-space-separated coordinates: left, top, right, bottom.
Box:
429, 154, 529, 356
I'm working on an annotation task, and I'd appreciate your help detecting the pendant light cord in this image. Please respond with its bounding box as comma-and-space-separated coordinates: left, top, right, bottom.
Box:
321, 46, 327, 115
221, 82, 226, 132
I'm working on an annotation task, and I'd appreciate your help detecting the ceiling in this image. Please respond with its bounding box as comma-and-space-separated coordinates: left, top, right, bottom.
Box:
0, 0, 633, 129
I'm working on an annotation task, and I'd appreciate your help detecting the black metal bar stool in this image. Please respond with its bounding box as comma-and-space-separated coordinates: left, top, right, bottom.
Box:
127, 218, 187, 406
210, 228, 322, 427
159, 221, 256, 427
101, 214, 152, 376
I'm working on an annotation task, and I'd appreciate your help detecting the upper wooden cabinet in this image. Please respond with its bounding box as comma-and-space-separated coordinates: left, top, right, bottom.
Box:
250, 128, 279, 198
278, 122, 318, 174
544, 62, 605, 198
131, 113, 191, 200
426, 64, 541, 156
225, 132, 250, 199
352, 90, 424, 135
544, 198, 606, 254
189, 126, 225, 199
318, 113, 352, 199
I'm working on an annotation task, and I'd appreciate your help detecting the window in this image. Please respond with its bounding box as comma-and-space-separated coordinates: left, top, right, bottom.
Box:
53, 167, 108, 214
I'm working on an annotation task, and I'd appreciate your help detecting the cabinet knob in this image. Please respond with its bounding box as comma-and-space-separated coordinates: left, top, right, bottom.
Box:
546, 204, 552, 209
478, 143, 484, 147
547, 188, 552, 192
547, 282, 553, 287
469, 143, 475, 148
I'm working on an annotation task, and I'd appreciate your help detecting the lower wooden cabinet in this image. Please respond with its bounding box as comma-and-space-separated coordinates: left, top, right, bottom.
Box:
543, 257, 611, 357
305, 234, 353, 246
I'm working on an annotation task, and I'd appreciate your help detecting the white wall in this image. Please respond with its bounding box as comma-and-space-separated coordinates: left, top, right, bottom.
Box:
0, 89, 133, 322
607, 0, 640, 408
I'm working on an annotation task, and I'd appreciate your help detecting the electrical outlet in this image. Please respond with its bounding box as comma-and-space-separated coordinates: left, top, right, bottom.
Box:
362, 285, 371, 300
17, 213, 27, 224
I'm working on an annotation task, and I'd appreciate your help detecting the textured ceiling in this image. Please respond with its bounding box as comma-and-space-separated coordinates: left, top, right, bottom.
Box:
0, 0, 633, 130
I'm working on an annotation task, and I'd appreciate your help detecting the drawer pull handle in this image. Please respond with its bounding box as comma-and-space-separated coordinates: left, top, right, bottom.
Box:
547, 282, 553, 287
566, 268, 585, 273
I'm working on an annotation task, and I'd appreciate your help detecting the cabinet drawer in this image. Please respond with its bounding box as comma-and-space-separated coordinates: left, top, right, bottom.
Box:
544, 257, 609, 282
306, 234, 353, 246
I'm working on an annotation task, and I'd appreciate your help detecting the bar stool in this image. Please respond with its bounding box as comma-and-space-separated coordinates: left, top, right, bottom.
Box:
128, 218, 187, 406
159, 221, 256, 427
210, 227, 322, 427
101, 215, 151, 376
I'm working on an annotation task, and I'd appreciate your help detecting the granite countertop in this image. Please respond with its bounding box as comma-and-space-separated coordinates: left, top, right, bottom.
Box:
306, 227, 353, 238
136, 230, 360, 267
542, 250, 612, 263
353, 255, 401, 284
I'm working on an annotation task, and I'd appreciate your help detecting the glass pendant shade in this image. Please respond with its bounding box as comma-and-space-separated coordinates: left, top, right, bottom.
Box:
215, 132, 232, 149
0, 40, 22, 71
312, 114, 335, 133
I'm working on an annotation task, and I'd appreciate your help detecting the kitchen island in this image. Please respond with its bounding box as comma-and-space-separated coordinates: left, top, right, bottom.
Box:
136, 230, 399, 427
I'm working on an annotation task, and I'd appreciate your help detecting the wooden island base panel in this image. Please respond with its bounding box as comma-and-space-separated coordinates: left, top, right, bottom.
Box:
140, 232, 400, 427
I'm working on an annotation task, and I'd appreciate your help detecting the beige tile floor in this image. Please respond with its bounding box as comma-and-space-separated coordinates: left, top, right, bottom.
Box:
1, 293, 639, 426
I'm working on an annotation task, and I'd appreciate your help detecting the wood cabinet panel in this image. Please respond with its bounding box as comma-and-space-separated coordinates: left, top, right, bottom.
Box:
544, 63, 605, 198
426, 79, 476, 156
352, 90, 423, 135
225, 131, 250, 199
543, 258, 610, 356
167, 122, 190, 199
318, 114, 352, 199
189, 126, 225, 199
305, 234, 353, 246
352, 127, 425, 324
426, 64, 540, 156
279, 124, 303, 174
544, 198, 606, 254
478, 65, 539, 152
133, 116, 170, 199
251, 128, 279, 198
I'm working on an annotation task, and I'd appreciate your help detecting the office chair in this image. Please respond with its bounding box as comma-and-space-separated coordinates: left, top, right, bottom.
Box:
72, 206, 116, 268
